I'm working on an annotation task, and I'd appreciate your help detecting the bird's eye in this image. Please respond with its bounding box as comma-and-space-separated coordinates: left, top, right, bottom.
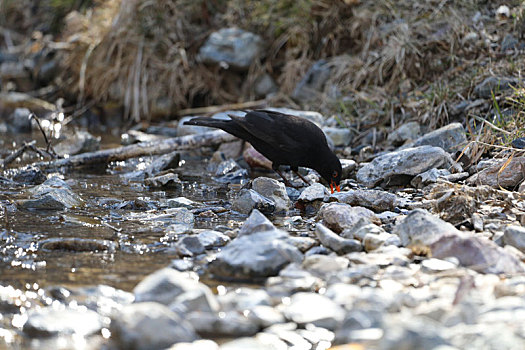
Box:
332, 170, 338, 178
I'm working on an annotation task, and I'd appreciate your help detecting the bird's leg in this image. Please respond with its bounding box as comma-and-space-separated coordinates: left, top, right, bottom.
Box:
292, 170, 311, 186
274, 168, 297, 188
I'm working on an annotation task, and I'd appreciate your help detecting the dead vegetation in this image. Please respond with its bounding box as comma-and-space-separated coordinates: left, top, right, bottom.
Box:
2, 0, 525, 135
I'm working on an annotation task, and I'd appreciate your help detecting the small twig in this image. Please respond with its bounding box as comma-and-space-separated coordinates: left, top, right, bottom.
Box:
62, 99, 97, 126
471, 114, 512, 135
471, 140, 525, 152
100, 220, 122, 233
29, 113, 50, 147
1, 141, 36, 168
26, 143, 56, 160
29, 113, 57, 156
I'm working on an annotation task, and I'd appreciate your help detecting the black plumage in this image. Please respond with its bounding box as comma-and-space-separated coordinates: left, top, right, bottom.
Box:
184, 109, 342, 192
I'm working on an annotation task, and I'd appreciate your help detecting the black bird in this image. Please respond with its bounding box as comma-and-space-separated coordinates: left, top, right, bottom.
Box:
184, 110, 342, 193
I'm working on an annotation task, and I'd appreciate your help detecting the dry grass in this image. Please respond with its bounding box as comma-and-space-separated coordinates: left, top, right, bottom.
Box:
43, 0, 525, 125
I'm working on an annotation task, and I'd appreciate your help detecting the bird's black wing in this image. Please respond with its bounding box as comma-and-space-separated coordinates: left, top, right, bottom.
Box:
231, 110, 326, 154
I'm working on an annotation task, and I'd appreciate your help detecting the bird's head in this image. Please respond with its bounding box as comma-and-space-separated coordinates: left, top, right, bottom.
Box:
319, 154, 342, 194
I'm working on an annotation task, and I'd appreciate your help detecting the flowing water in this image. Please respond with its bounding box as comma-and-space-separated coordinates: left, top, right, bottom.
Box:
0, 131, 252, 292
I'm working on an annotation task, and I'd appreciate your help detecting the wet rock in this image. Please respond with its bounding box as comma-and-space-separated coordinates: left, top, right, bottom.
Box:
341, 159, 357, 178
118, 198, 159, 211
254, 73, 278, 98
363, 232, 401, 251
214, 168, 249, 184
388, 121, 421, 145
252, 177, 290, 213
334, 309, 383, 344
176, 236, 206, 257
474, 76, 517, 99
298, 325, 335, 347
238, 209, 274, 236
323, 127, 352, 146
54, 130, 100, 156
74, 284, 134, 316
214, 158, 240, 176
298, 183, 329, 202
23, 306, 103, 337
503, 225, 525, 253
264, 323, 312, 348
266, 264, 323, 296
145, 172, 183, 189
219, 288, 271, 311
333, 189, 406, 212
467, 157, 525, 188
167, 197, 201, 209
186, 311, 259, 337
357, 146, 455, 188
345, 249, 409, 272
198, 27, 264, 70
232, 189, 276, 215
134, 151, 181, 178
111, 302, 198, 350
194, 207, 226, 218
248, 305, 286, 328
318, 202, 378, 233
169, 285, 220, 315
0, 285, 28, 314
333, 264, 381, 284
302, 254, 349, 277
134, 267, 204, 305
315, 223, 362, 254
448, 323, 522, 349
168, 340, 219, 350
411, 168, 451, 188
375, 210, 401, 223
286, 236, 317, 253
11, 165, 46, 185
430, 234, 525, 274
209, 213, 303, 279
196, 230, 231, 249
210, 157, 249, 184
412, 123, 467, 152
280, 292, 345, 330
40, 238, 117, 252
343, 219, 386, 240
421, 258, 458, 272
18, 176, 83, 210
132, 207, 194, 233
211, 140, 244, 163
219, 337, 277, 350
393, 209, 459, 246
292, 60, 331, 101
471, 212, 484, 232
7, 108, 32, 133
170, 259, 194, 271
378, 316, 449, 350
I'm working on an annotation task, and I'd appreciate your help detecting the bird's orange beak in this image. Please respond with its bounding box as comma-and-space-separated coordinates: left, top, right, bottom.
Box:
330, 180, 340, 194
